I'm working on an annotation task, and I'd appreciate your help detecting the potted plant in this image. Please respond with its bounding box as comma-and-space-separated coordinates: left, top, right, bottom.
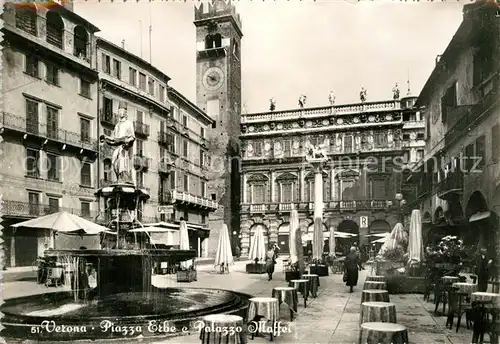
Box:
309, 258, 329, 276
245, 258, 267, 274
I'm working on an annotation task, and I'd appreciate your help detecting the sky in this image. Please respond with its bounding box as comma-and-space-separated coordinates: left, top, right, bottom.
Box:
74, 0, 464, 113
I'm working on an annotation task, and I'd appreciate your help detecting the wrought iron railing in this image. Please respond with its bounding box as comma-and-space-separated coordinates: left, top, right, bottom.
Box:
100, 110, 118, 126
133, 121, 150, 137
133, 155, 150, 169
2, 200, 98, 220
1, 112, 98, 151
436, 172, 464, 196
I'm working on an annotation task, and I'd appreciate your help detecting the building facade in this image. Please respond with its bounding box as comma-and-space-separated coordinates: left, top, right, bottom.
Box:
194, 0, 243, 256
239, 96, 426, 256
0, 2, 219, 267
405, 2, 499, 257
1, 1, 101, 266
96, 38, 218, 257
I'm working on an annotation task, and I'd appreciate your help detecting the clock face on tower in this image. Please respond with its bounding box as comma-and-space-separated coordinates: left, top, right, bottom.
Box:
202, 67, 225, 91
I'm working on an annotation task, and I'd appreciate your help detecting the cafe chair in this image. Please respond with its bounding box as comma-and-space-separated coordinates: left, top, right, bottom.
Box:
446, 286, 472, 332
471, 300, 500, 344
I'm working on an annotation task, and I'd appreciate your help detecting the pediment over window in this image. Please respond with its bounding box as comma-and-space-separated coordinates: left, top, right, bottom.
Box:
337, 169, 360, 180
247, 173, 269, 183
305, 171, 329, 180
276, 172, 297, 181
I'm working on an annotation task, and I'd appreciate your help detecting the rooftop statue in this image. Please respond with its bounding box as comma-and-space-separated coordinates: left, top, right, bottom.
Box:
328, 91, 336, 105
360, 87, 367, 103
100, 101, 136, 185
392, 83, 400, 100
269, 98, 276, 111
298, 94, 307, 108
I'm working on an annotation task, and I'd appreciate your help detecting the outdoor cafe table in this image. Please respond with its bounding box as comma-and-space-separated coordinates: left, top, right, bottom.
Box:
471, 292, 500, 307
271, 287, 298, 321
361, 289, 390, 303
359, 322, 409, 344
301, 274, 320, 298
452, 282, 478, 295
247, 297, 279, 341
363, 281, 387, 290
366, 275, 386, 282
289, 279, 310, 307
360, 302, 397, 325
199, 314, 247, 344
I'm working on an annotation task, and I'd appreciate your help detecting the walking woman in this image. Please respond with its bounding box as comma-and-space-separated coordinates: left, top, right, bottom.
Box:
265, 245, 277, 281
344, 246, 361, 293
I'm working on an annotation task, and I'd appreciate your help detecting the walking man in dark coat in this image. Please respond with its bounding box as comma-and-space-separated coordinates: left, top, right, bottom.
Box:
344, 246, 362, 293
476, 248, 493, 292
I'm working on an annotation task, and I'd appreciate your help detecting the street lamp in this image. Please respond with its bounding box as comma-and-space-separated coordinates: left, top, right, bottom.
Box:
395, 193, 406, 224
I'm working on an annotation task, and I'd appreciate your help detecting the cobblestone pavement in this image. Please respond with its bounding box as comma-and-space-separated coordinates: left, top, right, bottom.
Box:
2, 260, 476, 344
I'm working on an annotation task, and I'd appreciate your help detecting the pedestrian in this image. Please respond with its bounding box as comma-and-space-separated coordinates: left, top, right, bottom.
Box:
344, 246, 362, 293
475, 248, 493, 292
265, 245, 277, 281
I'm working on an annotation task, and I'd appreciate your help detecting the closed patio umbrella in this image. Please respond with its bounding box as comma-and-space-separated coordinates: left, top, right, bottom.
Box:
249, 225, 266, 262
329, 227, 336, 256
179, 220, 192, 269
289, 208, 300, 265
378, 223, 407, 252
408, 209, 423, 265
214, 224, 233, 269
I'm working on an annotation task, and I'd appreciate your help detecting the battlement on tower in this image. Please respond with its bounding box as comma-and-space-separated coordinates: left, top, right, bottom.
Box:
194, 0, 243, 33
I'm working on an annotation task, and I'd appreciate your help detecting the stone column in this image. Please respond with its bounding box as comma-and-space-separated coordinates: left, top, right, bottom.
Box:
300, 168, 305, 201
203, 238, 208, 258
242, 174, 247, 204
270, 170, 275, 202
312, 163, 324, 260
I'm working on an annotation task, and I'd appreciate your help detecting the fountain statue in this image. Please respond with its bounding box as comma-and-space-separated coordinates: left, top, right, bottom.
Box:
100, 101, 135, 185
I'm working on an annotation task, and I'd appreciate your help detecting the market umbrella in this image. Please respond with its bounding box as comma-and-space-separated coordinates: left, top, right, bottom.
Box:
378, 223, 407, 252
289, 208, 300, 265
12, 211, 113, 235
214, 224, 234, 269
408, 209, 424, 265
329, 227, 336, 256
248, 225, 266, 262
179, 220, 192, 269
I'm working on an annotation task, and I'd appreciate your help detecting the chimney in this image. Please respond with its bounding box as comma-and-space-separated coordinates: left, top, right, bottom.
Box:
121, 40, 125, 49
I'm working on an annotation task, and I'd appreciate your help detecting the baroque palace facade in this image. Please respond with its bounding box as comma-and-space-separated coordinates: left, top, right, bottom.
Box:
404, 2, 499, 257
0, 1, 218, 267
239, 96, 426, 256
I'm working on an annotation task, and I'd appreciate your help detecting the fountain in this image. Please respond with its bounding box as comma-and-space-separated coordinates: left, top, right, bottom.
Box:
1, 102, 250, 341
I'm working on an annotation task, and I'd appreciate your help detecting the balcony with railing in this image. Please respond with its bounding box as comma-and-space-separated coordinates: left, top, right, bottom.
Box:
133, 121, 150, 137
100, 110, 118, 127
133, 154, 150, 170
1, 112, 98, 152
2, 200, 98, 220
159, 191, 172, 204
436, 172, 464, 200
170, 190, 218, 210
241, 199, 396, 214
241, 100, 401, 123
158, 159, 174, 174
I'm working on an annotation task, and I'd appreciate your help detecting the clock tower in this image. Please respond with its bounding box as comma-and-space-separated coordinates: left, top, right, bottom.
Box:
194, 0, 242, 255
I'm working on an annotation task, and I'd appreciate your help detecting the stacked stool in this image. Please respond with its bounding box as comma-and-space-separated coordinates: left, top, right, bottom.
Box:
358, 275, 409, 344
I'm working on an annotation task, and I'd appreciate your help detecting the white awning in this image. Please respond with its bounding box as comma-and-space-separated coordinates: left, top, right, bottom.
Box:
469, 211, 491, 223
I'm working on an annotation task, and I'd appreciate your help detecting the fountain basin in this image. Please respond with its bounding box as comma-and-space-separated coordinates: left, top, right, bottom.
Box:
1, 287, 251, 341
